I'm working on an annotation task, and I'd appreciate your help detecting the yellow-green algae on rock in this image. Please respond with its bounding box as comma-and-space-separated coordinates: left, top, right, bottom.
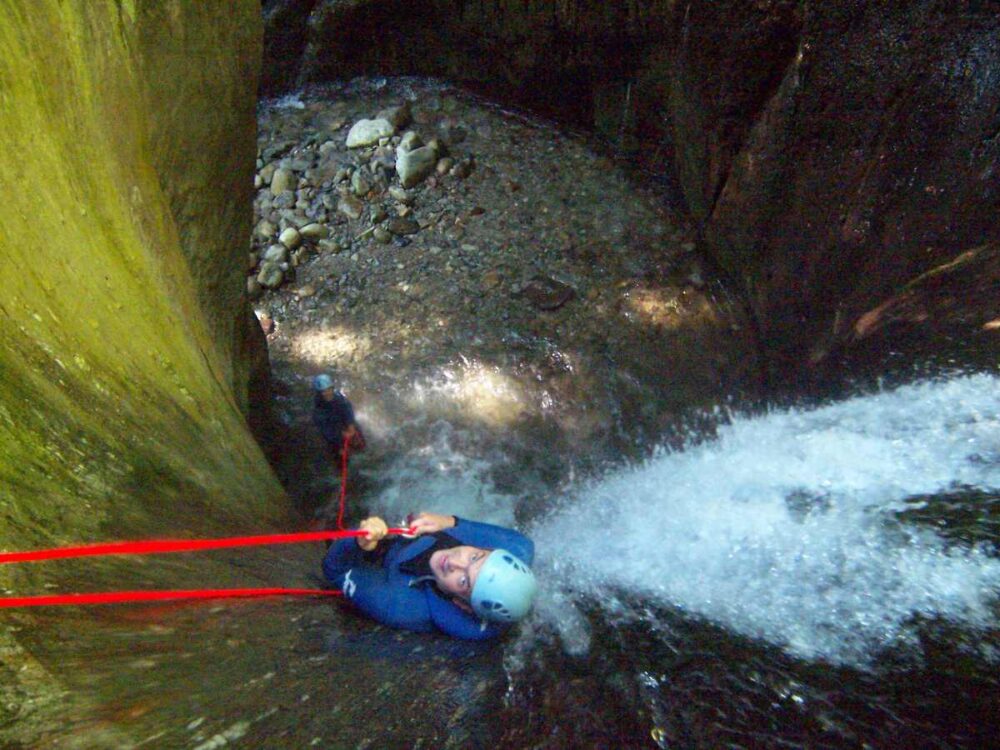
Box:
0, 0, 283, 558
0, 0, 285, 738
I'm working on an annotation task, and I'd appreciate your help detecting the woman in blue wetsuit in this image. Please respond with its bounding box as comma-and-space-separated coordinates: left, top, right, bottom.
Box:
322, 512, 537, 640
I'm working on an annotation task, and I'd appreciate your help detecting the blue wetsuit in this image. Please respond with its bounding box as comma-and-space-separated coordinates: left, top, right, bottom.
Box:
322, 518, 534, 641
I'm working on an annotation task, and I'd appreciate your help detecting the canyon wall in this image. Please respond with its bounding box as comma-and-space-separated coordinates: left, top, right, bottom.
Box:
0, 0, 283, 586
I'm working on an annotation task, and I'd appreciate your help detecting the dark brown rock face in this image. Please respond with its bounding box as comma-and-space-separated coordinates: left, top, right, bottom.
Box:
261, 0, 1000, 387
698, 2, 1000, 385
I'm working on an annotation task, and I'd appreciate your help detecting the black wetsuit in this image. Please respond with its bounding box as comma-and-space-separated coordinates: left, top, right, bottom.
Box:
312, 391, 355, 455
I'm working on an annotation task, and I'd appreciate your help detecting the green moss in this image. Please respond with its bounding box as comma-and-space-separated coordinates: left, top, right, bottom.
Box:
0, 2, 284, 735
0, 2, 283, 583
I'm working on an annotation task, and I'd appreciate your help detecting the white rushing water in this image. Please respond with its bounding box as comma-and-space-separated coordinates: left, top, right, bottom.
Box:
369, 419, 518, 529
532, 374, 1000, 665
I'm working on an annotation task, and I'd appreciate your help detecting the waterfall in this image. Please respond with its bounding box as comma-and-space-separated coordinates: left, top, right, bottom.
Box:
532, 374, 1000, 665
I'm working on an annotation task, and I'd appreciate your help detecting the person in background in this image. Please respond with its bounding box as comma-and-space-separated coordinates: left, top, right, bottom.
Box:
312, 373, 365, 459
322, 511, 537, 640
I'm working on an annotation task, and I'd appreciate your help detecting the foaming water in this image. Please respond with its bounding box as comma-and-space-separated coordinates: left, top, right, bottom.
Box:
369, 419, 517, 529
531, 374, 1000, 665
404, 359, 530, 427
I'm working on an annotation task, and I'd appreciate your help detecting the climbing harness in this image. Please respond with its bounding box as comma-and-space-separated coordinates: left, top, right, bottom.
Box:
0, 432, 403, 609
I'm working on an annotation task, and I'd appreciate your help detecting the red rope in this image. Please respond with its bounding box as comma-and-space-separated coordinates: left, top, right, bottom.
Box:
0, 428, 404, 609
0, 528, 413, 564
0, 588, 343, 609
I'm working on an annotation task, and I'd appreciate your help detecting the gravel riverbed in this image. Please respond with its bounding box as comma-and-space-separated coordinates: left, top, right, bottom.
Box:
251, 78, 758, 519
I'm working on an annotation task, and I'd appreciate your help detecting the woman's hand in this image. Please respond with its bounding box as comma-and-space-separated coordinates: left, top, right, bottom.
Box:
357, 516, 388, 551
406, 512, 456, 536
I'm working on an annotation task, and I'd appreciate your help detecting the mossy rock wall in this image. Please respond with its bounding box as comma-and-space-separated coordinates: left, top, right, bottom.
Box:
0, 0, 285, 579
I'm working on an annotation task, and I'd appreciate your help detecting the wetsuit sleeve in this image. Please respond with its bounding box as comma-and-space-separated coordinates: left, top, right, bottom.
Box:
451, 517, 535, 564
321, 540, 435, 633
425, 590, 507, 641
321, 537, 370, 583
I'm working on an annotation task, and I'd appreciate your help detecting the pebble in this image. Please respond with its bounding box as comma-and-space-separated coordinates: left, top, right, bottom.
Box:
299, 223, 329, 240
257, 263, 285, 288
273, 191, 295, 209
255, 219, 277, 239
338, 193, 365, 220
270, 168, 295, 195
258, 163, 277, 183
263, 244, 289, 263
398, 131, 422, 151
373, 227, 392, 244
387, 217, 420, 236
388, 186, 413, 205
345, 118, 395, 148
396, 144, 438, 188
279, 227, 302, 249
450, 159, 473, 179
351, 169, 372, 197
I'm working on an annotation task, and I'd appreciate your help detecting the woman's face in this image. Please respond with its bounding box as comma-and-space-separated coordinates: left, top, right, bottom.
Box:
320, 387, 336, 401
429, 545, 490, 599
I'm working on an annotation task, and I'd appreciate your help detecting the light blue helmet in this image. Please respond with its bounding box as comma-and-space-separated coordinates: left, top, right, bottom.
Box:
312, 373, 334, 391
471, 549, 537, 623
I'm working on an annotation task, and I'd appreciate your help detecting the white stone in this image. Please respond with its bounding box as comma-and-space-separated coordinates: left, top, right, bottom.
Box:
270, 168, 295, 195
263, 244, 289, 263
278, 227, 301, 249
396, 144, 439, 188
346, 118, 395, 148
299, 223, 328, 240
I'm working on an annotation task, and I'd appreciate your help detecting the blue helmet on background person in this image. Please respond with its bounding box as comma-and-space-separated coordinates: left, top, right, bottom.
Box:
470, 549, 538, 623
313, 373, 334, 391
